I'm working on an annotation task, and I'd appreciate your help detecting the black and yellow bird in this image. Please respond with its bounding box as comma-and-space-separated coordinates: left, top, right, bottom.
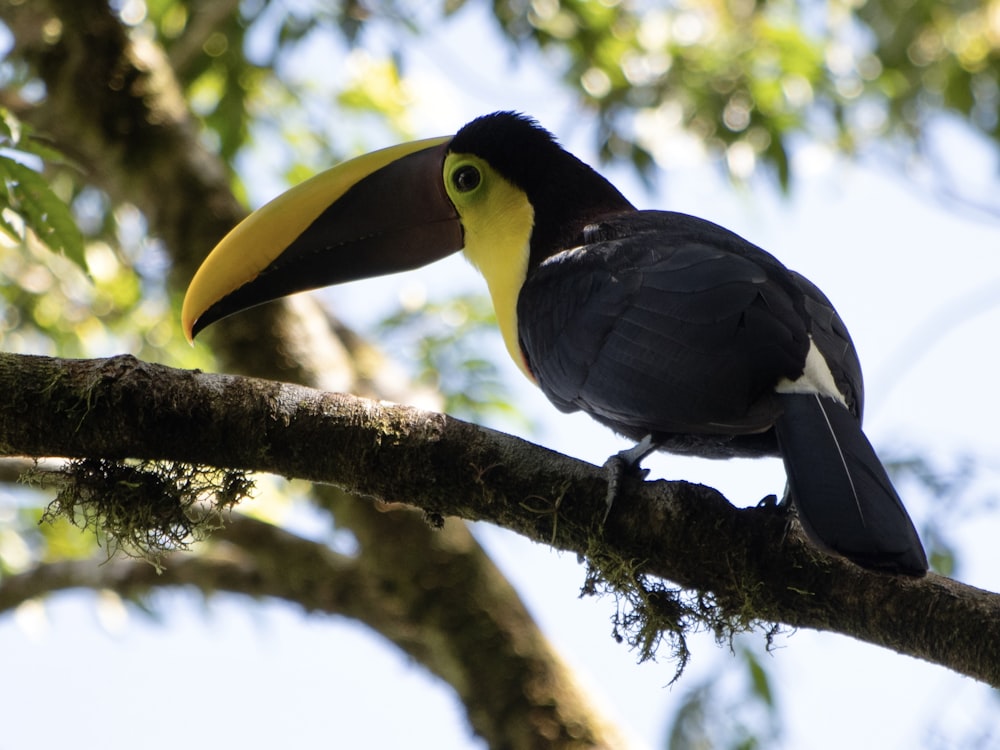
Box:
183, 112, 928, 576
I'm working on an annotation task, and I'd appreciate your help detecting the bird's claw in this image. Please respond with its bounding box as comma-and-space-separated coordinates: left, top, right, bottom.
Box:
756, 493, 780, 509
602, 434, 656, 523
755, 489, 794, 545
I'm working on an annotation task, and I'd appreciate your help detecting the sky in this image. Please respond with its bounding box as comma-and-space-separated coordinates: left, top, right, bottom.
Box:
3, 3, 1000, 749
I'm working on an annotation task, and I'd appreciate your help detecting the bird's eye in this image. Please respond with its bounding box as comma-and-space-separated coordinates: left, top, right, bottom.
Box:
452, 165, 481, 193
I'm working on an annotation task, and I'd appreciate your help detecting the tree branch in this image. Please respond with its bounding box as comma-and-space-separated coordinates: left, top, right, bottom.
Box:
3, 351, 998, 687
0, 515, 352, 615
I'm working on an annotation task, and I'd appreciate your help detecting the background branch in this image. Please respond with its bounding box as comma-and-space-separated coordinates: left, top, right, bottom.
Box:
0, 510, 623, 748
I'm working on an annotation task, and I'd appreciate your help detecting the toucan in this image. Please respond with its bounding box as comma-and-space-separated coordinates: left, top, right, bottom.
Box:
183, 111, 928, 576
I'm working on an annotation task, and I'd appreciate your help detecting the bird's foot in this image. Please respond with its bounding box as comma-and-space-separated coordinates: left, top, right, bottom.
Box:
602, 434, 656, 523
756, 487, 794, 545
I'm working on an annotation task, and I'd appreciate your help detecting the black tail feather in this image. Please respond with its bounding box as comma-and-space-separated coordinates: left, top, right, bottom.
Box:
774, 393, 928, 576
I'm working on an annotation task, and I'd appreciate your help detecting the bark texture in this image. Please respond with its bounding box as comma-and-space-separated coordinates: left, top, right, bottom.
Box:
3, 351, 999, 688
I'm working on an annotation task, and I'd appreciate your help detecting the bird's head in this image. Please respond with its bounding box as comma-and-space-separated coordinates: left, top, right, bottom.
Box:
182, 112, 633, 367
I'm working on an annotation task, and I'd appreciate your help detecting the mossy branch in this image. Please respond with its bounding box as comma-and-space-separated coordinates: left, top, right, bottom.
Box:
2, 350, 1000, 686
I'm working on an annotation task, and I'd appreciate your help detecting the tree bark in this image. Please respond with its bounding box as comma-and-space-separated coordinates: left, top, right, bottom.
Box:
3, 351, 999, 688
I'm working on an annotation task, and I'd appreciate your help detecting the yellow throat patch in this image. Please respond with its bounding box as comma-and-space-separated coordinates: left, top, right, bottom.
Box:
443, 152, 536, 381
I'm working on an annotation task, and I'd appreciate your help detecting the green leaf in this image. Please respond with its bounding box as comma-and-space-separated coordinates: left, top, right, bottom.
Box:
742, 646, 775, 709
0, 156, 86, 269
0, 203, 22, 244
0, 108, 16, 143
18, 136, 83, 173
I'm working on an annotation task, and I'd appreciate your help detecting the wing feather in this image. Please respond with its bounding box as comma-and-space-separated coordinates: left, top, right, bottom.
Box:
518, 211, 816, 447
516, 209, 926, 572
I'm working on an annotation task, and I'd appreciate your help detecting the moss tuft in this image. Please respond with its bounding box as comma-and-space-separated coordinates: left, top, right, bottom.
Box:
581, 536, 777, 682
30, 458, 253, 570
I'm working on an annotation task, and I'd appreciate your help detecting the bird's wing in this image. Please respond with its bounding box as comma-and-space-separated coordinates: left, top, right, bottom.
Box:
517, 211, 831, 441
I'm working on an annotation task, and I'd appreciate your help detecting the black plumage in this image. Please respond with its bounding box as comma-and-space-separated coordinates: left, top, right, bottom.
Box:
520, 211, 812, 452
478, 113, 927, 574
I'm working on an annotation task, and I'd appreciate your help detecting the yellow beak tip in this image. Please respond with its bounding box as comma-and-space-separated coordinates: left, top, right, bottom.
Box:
180, 302, 200, 344
180, 312, 194, 343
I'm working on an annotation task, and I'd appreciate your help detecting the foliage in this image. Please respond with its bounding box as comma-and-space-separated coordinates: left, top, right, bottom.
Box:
0, 109, 84, 267
665, 643, 782, 750
80, 0, 1000, 192
0, 205, 214, 365
479, 0, 1000, 191
378, 292, 530, 424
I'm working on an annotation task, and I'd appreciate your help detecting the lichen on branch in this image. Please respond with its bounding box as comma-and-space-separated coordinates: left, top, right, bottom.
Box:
27, 457, 253, 568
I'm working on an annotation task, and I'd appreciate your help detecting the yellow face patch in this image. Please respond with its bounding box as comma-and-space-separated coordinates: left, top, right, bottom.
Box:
444, 152, 535, 380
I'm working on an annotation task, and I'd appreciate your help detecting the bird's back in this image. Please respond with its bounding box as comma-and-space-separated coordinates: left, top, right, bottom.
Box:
517, 210, 860, 457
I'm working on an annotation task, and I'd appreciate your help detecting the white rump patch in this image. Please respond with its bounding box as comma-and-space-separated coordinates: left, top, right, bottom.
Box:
775, 337, 847, 406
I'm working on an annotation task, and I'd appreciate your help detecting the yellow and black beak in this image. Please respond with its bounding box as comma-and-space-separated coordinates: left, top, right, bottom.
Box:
182, 136, 461, 340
